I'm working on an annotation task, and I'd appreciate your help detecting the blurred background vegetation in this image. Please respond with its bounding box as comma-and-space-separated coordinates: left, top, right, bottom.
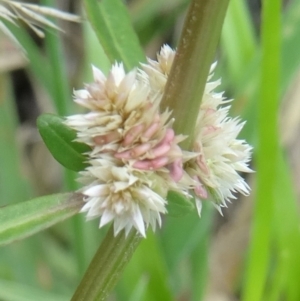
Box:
1, 0, 300, 300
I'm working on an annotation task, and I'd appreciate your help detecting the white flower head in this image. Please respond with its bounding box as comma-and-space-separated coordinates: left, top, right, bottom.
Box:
66, 63, 185, 180
140, 44, 176, 94
80, 158, 167, 237
65, 60, 186, 237
141, 46, 252, 215
66, 64, 152, 150
186, 75, 252, 213
65, 44, 252, 236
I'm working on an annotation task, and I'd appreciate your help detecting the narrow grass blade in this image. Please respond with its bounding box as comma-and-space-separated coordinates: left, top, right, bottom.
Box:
83, 0, 145, 70
221, 0, 256, 83
242, 0, 281, 300
233, 0, 300, 146
272, 153, 300, 300
41, 0, 74, 115
0, 76, 32, 204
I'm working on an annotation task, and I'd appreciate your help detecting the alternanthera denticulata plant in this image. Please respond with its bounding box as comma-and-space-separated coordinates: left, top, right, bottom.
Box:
0, 0, 253, 300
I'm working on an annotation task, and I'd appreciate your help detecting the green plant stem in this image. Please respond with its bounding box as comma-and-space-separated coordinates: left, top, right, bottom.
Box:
161, 0, 230, 149
71, 226, 142, 301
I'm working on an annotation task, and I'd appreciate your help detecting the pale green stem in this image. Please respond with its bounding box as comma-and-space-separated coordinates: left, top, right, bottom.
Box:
71, 226, 142, 301
161, 0, 230, 149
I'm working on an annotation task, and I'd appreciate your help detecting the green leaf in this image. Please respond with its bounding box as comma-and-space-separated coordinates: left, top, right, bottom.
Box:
166, 191, 195, 217
37, 113, 91, 172
83, 0, 146, 70
0, 193, 83, 246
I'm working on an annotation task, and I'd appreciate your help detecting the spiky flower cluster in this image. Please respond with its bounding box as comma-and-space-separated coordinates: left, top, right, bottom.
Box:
65, 57, 186, 236
65, 45, 252, 236
185, 73, 252, 214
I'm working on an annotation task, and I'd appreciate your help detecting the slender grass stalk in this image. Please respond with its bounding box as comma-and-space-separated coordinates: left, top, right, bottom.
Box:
272, 154, 300, 300
41, 0, 73, 116
242, 0, 281, 300
40, 0, 87, 275
160, 0, 230, 149
71, 226, 142, 301
65, 170, 87, 275
0, 75, 32, 204
43, 26, 72, 115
